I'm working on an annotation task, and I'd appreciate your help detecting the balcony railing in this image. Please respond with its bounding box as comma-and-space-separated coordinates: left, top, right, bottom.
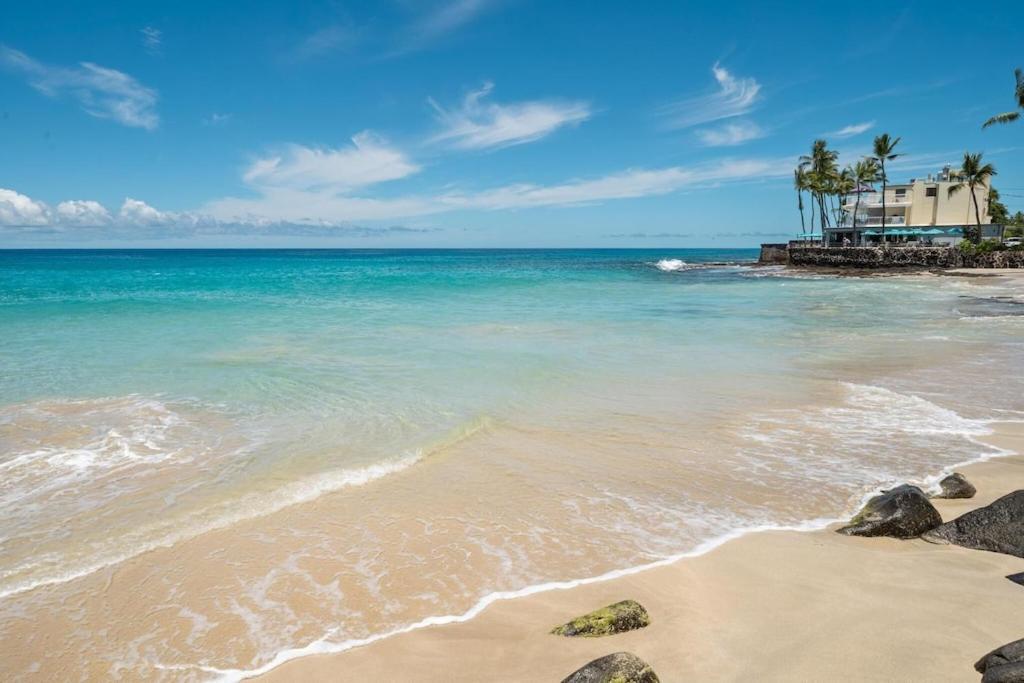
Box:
842, 192, 911, 208
837, 216, 907, 228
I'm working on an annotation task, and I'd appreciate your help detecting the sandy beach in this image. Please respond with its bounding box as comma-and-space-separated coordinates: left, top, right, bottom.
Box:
262, 421, 1024, 682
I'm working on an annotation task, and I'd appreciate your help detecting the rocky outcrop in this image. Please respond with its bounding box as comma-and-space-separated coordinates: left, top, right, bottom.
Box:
934, 472, 977, 499
975, 638, 1024, 682
560, 652, 660, 683
836, 485, 942, 539
551, 600, 650, 637
787, 246, 1024, 269
922, 490, 1024, 558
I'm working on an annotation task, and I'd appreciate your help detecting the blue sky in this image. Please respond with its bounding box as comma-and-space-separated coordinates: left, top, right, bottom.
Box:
1, 0, 1022, 247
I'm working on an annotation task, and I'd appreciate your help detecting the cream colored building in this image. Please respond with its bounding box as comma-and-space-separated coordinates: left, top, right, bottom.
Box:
827, 165, 999, 246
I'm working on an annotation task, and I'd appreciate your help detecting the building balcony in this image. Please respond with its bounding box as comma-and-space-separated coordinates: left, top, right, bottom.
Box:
842, 192, 912, 208
835, 216, 907, 228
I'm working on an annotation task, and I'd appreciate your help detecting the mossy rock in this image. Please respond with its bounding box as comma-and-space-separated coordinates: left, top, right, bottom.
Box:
551, 600, 650, 637
560, 652, 659, 683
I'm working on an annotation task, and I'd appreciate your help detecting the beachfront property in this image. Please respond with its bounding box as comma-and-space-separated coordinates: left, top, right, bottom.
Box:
824, 165, 1004, 247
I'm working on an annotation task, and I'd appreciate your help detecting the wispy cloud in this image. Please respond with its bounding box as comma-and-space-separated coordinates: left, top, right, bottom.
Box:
140, 27, 162, 55
391, 0, 496, 56
695, 120, 766, 147
428, 82, 591, 150
288, 24, 361, 62
825, 121, 875, 138
3, 153, 793, 236
0, 45, 158, 129
243, 132, 420, 192
203, 112, 232, 126
660, 63, 761, 130
204, 155, 792, 225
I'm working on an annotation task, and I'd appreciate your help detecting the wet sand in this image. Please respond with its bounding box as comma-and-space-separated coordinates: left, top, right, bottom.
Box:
262, 422, 1024, 682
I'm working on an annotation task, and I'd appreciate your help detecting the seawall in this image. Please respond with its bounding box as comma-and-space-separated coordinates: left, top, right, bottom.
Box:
786, 247, 1024, 269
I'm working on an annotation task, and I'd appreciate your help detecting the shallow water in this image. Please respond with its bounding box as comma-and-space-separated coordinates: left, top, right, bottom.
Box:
0, 250, 1021, 679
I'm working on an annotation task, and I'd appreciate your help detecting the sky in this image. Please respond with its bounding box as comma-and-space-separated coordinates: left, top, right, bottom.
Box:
1, 0, 1023, 248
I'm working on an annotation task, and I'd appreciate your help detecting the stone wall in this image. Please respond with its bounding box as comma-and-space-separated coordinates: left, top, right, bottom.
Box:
758, 243, 789, 264
787, 247, 1024, 269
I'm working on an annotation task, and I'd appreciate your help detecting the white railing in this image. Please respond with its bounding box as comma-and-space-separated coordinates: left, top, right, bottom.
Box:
843, 192, 911, 208
838, 216, 907, 228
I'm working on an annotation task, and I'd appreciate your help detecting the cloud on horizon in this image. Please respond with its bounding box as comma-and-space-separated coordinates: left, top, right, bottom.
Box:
1, 156, 794, 236
0, 45, 159, 129
428, 82, 592, 150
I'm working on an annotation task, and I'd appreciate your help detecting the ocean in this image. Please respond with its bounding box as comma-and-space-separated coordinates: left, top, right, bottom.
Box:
1, 249, 1022, 679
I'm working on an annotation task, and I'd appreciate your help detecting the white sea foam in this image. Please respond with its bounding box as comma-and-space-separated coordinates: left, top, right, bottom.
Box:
654, 258, 687, 272
161, 516, 844, 682
0, 452, 425, 601
166, 383, 1018, 682
0, 410, 493, 602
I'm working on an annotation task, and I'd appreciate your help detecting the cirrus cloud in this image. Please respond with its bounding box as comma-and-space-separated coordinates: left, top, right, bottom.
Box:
428, 81, 592, 150
0, 45, 159, 130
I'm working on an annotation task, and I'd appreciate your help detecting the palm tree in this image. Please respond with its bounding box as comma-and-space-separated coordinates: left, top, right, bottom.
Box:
982, 68, 1023, 128
948, 152, 997, 244
794, 168, 809, 238
833, 168, 855, 228
872, 133, 902, 240
851, 158, 880, 231
799, 140, 839, 232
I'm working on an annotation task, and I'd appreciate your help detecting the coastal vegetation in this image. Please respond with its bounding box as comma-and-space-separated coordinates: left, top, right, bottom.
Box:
871, 133, 902, 235
982, 67, 1023, 128
791, 135, 1014, 243
948, 152, 997, 243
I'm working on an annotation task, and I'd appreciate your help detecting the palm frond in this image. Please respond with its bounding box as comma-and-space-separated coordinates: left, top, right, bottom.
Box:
983, 111, 1020, 128
947, 183, 964, 198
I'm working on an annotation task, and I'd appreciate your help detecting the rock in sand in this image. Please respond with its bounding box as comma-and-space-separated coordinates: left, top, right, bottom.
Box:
551, 600, 650, 637
922, 490, 1024, 558
975, 638, 1024, 682
560, 652, 660, 683
836, 484, 942, 539
934, 472, 976, 499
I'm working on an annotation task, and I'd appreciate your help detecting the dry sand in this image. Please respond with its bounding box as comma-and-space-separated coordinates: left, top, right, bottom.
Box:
260, 422, 1024, 682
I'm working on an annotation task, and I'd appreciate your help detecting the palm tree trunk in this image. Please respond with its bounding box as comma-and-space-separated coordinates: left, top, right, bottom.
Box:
972, 183, 982, 242
797, 191, 805, 236
854, 191, 861, 238
880, 161, 887, 242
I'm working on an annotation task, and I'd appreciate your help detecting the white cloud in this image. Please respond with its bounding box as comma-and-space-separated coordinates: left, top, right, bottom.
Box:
204, 156, 791, 224
243, 132, 420, 192
392, 0, 495, 55
428, 82, 591, 150
660, 63, 761, 130
119, 198, 173, 226
826, 121, 875, 138
0, 45, 159, 129
56, 200, 112, 226
695, 120, 766, 147
140, 27, 162, 55
203, 112, 232, 126
289, 24, 360, 61
0, 188, 51, 226
2, 155, 794, 237
441, 158, 790, 210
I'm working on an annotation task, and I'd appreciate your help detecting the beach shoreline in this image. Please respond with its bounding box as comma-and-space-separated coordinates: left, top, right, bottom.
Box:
258, 421, 1024, 682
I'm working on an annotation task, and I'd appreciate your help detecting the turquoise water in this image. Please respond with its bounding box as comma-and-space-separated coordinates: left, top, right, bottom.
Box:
1, 249, 1022, 679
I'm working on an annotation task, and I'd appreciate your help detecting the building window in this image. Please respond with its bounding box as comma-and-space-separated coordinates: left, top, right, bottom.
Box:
926, 186, 937, 197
